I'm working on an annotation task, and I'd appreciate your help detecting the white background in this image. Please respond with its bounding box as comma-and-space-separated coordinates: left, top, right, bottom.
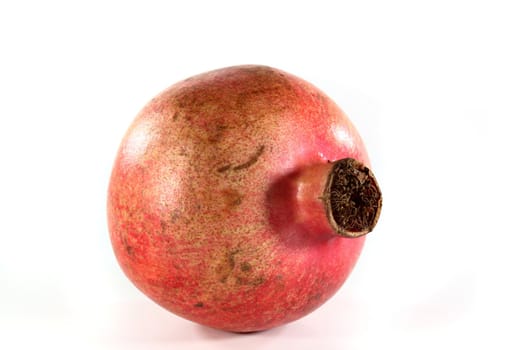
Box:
1, 1, 524, 349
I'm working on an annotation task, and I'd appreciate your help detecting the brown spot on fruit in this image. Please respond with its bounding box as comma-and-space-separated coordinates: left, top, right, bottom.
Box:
233, 145, 265, 171
221, 188, 243, 208
125, 243, 134, 256
251, 276, 265, 286
217, 164, 231, 173
309, 292, 322, 302
240, 261, 252, 272
194, 302, 204, 308
215, 249, 239, 283
236, 262, 266, 286
208, 124, 227, 143
160, 220, 167, 234
121, 236, 135, 257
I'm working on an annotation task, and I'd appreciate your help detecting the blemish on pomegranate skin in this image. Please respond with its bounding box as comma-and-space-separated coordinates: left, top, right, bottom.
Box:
125, 244, 134, 256
302, 292, 323, 312
216, 249, 240, 283
309, 293, 322, 302
121, 235, 135, 257
194, 302, 204, 308
160, 221, 167, 234
240, 262, 252, 272
221, 188, 243, 208
170, 210, 180, 223
217, 164, 231, 173
232, 145, 265, 171
253, 277, 265, 285
208, 125, 228, 143
175, 144, 190, 157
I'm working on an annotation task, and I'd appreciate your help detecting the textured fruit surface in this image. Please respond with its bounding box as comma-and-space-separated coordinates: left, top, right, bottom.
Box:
108, 65, 371, 332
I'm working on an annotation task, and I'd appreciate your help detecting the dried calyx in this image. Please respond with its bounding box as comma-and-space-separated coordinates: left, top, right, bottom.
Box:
325, 158, 382, 237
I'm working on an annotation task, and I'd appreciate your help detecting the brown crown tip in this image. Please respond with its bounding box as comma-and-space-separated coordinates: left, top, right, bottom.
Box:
325, 158, 382, 238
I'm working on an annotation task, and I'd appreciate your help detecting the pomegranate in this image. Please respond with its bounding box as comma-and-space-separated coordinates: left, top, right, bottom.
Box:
107, 65, 382, 332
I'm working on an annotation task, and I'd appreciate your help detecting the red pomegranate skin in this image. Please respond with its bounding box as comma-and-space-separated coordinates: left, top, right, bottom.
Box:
108, 65, 371, 332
